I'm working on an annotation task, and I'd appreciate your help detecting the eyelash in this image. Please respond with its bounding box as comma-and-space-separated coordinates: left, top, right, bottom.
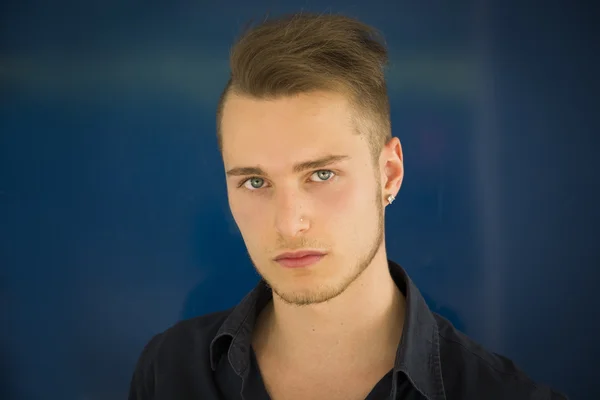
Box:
237, 170, 337, 190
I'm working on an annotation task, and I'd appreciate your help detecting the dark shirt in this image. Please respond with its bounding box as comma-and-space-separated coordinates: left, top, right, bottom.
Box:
128, 260, 568, 399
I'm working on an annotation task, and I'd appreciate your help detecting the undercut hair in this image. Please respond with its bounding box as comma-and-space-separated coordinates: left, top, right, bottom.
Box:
216, 12, 392, 161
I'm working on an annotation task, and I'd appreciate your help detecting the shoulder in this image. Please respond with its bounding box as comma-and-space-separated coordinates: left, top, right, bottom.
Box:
434, 314, 568, 400
128, 309, 232, 399
137, 308, 231, 364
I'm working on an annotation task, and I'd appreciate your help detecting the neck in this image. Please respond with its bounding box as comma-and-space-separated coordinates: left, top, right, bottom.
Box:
254, 248, 405, 369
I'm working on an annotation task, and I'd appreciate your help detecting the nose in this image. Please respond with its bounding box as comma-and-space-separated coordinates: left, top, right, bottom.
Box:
273, 189, 310, 237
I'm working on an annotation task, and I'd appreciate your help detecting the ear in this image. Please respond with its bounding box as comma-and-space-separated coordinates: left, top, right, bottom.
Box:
381, 137, 404, 200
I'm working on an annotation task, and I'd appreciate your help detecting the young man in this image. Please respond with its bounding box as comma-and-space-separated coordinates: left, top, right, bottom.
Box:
129, 13, 567, 400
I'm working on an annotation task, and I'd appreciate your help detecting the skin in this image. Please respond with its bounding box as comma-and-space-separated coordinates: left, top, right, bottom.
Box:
220, 90, 405, 398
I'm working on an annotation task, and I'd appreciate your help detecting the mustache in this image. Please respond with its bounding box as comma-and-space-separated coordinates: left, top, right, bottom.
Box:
273, 237, 328, 251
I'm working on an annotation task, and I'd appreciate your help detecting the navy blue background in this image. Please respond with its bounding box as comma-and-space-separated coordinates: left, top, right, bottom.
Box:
1, 1, 598, 399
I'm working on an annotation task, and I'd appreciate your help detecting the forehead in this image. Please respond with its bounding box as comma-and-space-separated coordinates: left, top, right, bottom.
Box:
220, 91, 366, 169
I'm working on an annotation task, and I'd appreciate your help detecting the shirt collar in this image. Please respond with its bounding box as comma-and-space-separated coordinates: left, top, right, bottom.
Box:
209, 260, 446, 400
388, 260, 446, 400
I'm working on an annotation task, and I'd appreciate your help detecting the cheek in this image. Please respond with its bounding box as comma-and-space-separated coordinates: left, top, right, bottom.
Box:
316, 178, 370, 223
328, 175, 372, 206
229, 195, 266, 239
331, 181, 379, 244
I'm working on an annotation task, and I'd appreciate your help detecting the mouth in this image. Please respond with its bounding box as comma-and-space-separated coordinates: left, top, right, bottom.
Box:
274, 250, 327, 269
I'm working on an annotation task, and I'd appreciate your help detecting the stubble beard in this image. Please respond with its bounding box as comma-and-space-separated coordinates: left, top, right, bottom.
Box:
250, 180, 385, 307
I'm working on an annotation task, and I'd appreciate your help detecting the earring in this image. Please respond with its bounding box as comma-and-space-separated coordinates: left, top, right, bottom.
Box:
387, 194, 395, 204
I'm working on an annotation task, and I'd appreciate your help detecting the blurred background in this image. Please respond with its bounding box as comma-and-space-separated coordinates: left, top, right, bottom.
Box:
1, 0, 598, 399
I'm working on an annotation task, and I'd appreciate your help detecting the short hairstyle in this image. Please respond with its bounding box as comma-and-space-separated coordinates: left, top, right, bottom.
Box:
216, 12, 392, 161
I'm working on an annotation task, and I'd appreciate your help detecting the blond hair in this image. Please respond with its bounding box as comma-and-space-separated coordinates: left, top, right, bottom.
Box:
216, 13, 392, 160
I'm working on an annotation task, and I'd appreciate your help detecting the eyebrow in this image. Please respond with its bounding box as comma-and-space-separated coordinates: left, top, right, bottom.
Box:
225, 154, 350, 177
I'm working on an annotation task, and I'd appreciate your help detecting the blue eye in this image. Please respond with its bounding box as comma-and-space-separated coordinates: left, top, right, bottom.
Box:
310, 170, 335, 182
239, 170, 335, 191
242, 177, 265, 190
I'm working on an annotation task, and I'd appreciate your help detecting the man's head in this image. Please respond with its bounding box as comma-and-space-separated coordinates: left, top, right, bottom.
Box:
217, 13, 404, 306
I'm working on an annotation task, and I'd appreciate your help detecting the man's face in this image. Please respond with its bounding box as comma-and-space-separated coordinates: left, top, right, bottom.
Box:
220, 91, 388, 305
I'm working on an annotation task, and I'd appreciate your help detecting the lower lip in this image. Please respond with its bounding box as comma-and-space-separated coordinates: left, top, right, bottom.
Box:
276, 254, 325, 268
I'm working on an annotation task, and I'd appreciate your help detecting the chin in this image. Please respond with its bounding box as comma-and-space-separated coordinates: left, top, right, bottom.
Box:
270, 274, 349, 306
274, 286, 344, 306
251, 255, 352, 304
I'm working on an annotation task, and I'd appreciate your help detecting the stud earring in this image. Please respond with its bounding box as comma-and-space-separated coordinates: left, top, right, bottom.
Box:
387, 194, 395, 204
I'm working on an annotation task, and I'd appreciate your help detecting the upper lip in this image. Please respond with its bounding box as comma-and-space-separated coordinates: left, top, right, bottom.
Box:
274, 250, 327, 260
